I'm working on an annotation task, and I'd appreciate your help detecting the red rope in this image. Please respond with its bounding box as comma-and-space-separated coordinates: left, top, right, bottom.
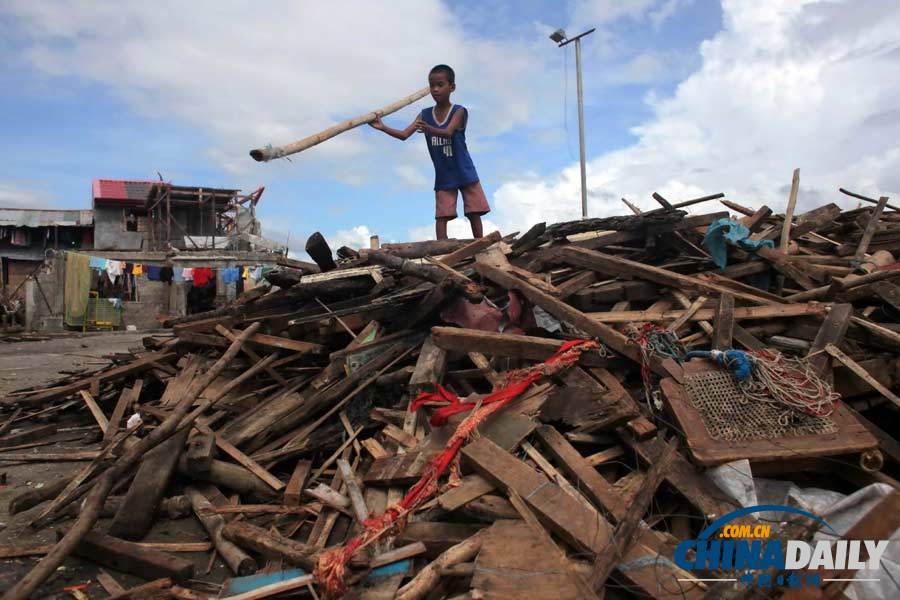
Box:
314, 338, 598, 598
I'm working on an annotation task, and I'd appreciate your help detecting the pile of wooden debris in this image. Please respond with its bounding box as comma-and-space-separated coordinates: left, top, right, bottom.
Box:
3, 183, 900, 600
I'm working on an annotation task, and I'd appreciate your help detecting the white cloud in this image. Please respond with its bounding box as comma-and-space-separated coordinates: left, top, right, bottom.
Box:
329, 225, 375, 252
394, 165, 431, 189
1, 1, 556, 179
491, 0, 900, 235
614, 52, 666, 83
650, 0, 693, 30
0, 183, 59, 208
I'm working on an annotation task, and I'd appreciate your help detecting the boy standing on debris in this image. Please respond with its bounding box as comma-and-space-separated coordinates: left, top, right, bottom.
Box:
370, 64, 490, 240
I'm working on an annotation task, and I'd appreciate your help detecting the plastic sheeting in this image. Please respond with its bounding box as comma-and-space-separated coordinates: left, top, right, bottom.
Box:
702, 218, 775, 269
708, 459, 900, 599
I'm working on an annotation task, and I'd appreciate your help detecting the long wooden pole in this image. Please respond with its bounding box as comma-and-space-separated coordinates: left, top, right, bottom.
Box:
249, 87, 430, 162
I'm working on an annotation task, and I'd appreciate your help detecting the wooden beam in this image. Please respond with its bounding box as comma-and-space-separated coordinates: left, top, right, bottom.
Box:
305, 231, 337, 272
854, 196, 890, 262
558, 246, 773, 305
807, 303, 853, 377
216, 325, 287, 385
533, 425, 626, 521
195, 421, 284, 491
221, 520, 317, 571
825, 344, 900, 410
78, 390, 109, 432
439, 231, 502, 266
712, 293, 735, 350
284, 459, 312, 506
108, 429, 190, 540
68, 529, 194, 583
588, 438, 678, 589
780, 168, 801, 252
430, 326, 609, 367
474, 261, 683, 380
461, 436, 612, 554
185, 486, 257, 575
589, 302, 826, 323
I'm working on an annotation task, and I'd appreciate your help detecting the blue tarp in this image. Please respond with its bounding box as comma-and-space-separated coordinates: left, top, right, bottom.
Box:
702, 218, 774, 269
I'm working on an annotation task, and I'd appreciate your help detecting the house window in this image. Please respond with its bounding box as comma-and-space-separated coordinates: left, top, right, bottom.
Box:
123, 210, 148, 233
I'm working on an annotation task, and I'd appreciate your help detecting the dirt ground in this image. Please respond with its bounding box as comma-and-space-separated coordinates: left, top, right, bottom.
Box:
0, 331, 149, 396
0, 331, 234, 598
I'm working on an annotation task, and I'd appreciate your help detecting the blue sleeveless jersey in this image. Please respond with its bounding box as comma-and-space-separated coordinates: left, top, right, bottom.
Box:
421, 104, 479, 191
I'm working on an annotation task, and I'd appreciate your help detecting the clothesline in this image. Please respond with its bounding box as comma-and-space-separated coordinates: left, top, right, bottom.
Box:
76, 252, 271, 286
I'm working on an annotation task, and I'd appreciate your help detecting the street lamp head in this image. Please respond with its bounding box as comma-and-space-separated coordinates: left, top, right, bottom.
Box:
549, 28, 567, 43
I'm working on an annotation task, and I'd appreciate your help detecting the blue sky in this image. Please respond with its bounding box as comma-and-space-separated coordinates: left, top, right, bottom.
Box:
1, 1, 899, 255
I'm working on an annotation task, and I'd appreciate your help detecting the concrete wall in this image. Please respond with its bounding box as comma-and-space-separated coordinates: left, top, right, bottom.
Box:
24, 255, 189, 332
124, 279, 167, 329
25, 254, 65, 332
93, 206, 147, 250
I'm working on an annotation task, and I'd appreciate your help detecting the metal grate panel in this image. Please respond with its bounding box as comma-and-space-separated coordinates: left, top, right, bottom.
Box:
683, 370, 837, 442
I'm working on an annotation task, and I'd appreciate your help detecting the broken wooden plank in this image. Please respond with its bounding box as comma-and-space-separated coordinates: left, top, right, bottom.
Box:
534, 425, 627, 521
196, 421, 284, 491
474, 261, 682, 380
337, 458, 369, 523
435, 474, 496, 512
430, 326, 609, 367
712, 292, 735, 350
407, 336, 447, 394
108, 428, 190, 540
222, 520, 318, 571
395, 522, 485, 559
186, 485, 257, 576
589, 437, 678, 589
558, 246, 773, 305
67, 529, 194, 583
807, 303, 854, 377
79, 390, 109, 431
854, 196, 890, 262
461, 436, 611, 554
284, 459, 312, 506
825, 344, 900, 410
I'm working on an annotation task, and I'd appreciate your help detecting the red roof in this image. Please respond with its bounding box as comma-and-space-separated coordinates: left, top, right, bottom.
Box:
92, 179, 157, 206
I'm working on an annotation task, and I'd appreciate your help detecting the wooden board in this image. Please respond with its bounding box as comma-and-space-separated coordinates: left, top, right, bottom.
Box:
430, 326, 609, 367
69, 529, 194, 583
395, 522, 485, 558
108, 428, 190, 540
533, 425, 627, 521
471, 520, 584, 600
539, 367, 638, 433
363, 450, 436, 486
462, 436, 611, 554
474, 261, 682, 380
435, 474, 496, 512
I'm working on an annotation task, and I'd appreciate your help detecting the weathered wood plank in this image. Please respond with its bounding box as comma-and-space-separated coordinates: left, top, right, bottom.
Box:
461, 436, 612, 553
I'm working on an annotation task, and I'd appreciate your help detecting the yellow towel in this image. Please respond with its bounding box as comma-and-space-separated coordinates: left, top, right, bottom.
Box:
64, 252, 91, 324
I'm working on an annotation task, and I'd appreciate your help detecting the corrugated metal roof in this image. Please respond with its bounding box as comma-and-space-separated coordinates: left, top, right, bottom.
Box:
0, 208, 93, 227
92, 179, 156, 205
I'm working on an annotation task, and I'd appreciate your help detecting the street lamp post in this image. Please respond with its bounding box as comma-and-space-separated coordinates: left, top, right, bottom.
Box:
550, 27, 595, 219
